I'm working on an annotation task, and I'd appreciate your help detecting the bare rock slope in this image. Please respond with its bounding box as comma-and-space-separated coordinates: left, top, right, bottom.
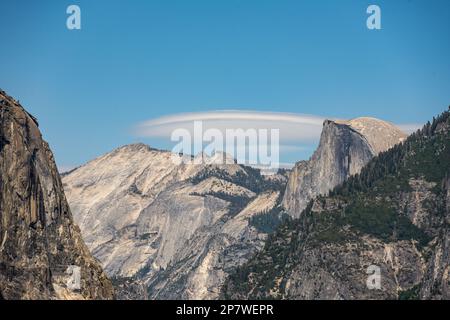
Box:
63, 145, 287, 299
0, 90, 114, 299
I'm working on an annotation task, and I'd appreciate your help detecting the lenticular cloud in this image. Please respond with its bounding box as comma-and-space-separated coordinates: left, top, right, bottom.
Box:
133, 110, 327, 143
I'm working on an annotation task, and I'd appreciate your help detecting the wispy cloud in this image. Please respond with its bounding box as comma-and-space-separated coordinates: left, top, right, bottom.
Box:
134, 110, 327, 143
137, 110, 326, 127
132, 110, 416, 164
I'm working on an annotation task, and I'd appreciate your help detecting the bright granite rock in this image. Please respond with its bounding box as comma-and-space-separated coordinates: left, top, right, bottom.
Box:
283, 117, 407, 218
62, 144, 287, 299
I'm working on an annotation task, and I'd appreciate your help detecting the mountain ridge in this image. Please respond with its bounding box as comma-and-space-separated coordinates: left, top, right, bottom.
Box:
62, 142, 287, 299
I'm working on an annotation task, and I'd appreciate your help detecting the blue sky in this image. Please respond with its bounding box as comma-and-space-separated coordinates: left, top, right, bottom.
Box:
1, 0, 449, 170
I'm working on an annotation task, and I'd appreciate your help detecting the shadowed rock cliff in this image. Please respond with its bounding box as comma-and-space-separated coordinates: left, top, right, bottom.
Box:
0, 90, 114, 300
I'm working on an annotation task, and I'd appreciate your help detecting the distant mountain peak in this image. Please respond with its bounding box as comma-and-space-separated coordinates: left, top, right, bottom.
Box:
224, 109, 450, 300
283, 115, 407, 218
333, 117, 407, 154
62, 140, 286, 299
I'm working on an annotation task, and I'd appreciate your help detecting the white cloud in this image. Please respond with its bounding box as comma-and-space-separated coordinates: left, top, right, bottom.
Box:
134, 110, 328, 143
132, 110, 416, 165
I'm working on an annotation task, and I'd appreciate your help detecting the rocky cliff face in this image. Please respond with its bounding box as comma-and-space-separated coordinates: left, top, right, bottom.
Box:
222, 109, 450, 300
62, 145, 287, 299
0, 90, 114, 299
283, 118, 407, 218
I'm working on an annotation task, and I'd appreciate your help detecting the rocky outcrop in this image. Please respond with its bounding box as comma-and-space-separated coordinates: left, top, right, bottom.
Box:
283, 117, 406, 218
62, 144, 287, 299
146, 190, 281, 299
222, 109, 450, 300
419, 174, 450, 299
0, 90, 114, 300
